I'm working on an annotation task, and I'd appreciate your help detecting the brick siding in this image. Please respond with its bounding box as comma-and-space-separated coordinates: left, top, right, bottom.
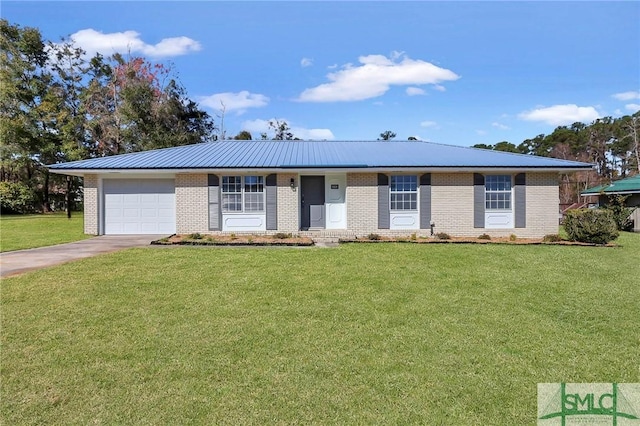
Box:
346, 173, 378, 235
83, 174, 99, 235
277, 173, 299, 232
175, 173, 208, 234
84, 171, 561, 238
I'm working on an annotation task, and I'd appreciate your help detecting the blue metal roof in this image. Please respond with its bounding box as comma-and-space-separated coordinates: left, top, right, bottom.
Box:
48, 140, 593, 171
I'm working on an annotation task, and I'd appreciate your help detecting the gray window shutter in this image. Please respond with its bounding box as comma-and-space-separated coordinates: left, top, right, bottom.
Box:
514, 173, 526, 228
266, 174, 277, 230
208, 174, 221, 231
419, 173, 431, 229
473, 173, 485, 228
378, 173, 390, 229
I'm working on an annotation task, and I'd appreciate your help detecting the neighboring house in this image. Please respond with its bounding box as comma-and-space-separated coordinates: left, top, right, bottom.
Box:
49, 140, 592, 238
581, 174, 640, 232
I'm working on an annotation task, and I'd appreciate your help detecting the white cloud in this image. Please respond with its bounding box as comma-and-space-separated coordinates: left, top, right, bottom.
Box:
433, 84, 446, 92
420, 120, 439, 128
293, 127, 335, 140
301, 57, 313, 67
476, 130, 487, 136
198, 91, 269, 114
406, 87, 426, 96
612, 91, 640, 101
297, 52, 459, 102
241, 118, 335, 140
67, 28, 201, 58
327, 64, 338, 69
491, 122, 510, 130
626, 103, 640, 112
518, 104, 600, 126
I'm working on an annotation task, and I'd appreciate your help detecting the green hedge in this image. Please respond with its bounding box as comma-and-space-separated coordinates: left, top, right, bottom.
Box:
564, 209, 619, 244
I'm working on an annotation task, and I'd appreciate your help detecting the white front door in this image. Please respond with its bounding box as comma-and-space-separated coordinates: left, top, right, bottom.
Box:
325, 174, 346, 229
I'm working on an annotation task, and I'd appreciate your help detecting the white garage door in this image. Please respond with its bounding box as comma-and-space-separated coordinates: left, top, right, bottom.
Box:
104, 179, 176, 235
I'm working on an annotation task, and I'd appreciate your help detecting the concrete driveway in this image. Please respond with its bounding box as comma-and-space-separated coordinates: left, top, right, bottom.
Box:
0, 235, 165, 278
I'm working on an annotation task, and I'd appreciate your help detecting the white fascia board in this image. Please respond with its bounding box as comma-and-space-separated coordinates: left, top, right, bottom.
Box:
50, 166, 593, 176
581, 190, 640, 196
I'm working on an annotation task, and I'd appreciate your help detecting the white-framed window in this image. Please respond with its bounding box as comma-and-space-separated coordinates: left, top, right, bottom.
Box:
390, 175, 418, 211
485, 175, 511, 210
222, 176, 264, 212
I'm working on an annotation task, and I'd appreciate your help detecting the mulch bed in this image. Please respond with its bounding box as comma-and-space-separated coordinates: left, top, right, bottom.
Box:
151, 234, 314, 247
152, 234, 617, 247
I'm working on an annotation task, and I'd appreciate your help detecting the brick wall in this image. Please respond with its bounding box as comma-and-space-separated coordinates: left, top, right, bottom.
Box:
130, 171, 560, 238
429, 172, 559, 238
523, 172, 559, 238
277, 173, 299, 232
346, 173, 378, 235
175, 173, 208, 234
83, 174, 99, 235
431, 173, 474, 236
344, 171, 559, 238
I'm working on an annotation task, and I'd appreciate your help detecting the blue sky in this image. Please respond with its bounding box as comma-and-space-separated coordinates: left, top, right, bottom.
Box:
3, 1, 639, 146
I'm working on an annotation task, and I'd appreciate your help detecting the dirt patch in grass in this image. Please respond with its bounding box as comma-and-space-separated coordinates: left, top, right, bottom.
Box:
152, 233, 314, 247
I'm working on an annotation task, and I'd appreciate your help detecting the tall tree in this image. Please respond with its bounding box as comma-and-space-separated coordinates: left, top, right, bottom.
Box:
493, 141, 518, 153
612, 112, 640, 175
83, 54, 215, 155
378, 130, 396, 141
1, 20, 217, 212
472, 143, 494, 150
268, 119, 295, 140
0, 19, 51, 210
233, 130, 253, 140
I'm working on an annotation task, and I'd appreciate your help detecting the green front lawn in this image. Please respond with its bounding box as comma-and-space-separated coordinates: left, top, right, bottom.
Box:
2, 233, 639, 424
0, 213, 91, 252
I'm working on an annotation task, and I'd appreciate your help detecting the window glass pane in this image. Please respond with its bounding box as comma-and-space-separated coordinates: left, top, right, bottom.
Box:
244, 176, 264, 193
244, 193, 264, 212
222, 176, 265, 212
390, 176, 417, 210
222, 176, 241, 193
222, 194, 242, 212
485, 175, 512, 210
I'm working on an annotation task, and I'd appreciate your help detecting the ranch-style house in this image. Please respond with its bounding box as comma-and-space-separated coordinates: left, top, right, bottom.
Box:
49, 140, 593, 238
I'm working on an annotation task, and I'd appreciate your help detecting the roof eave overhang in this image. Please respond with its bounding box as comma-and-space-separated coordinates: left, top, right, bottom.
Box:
581, 190, 640, 196
49, 165, 593, 177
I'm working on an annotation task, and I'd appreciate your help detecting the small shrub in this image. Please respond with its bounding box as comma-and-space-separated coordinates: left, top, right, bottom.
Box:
273, 232, 292, 239
478, 233, 491, 240
542, 234, 562, 242
435, 232, 451, 240
367, 233, 381, 241
188, 232, 203, 240
509, 234, 517, 241
247, 237, 253, 243
229, 233, 237, 240
603, 195, 634, 231
564, 209, 619, 244
158, 237, 169, 243
410, 233, 417, 241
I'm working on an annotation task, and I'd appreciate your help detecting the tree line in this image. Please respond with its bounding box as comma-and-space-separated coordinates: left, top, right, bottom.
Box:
472, 115, 640, 203
2, 19, 638, 213
1, 19, 215, 213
